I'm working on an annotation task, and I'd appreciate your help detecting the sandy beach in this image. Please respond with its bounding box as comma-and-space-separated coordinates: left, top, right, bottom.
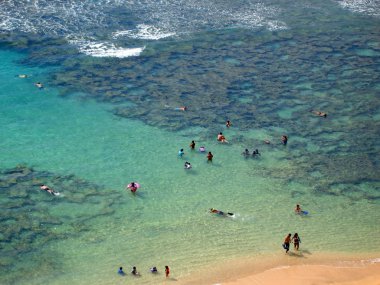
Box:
180, 253, 380, 285
220, 262, 380, 285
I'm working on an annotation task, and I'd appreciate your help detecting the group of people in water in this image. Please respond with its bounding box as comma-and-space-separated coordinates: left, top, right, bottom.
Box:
118, 265, 170, 278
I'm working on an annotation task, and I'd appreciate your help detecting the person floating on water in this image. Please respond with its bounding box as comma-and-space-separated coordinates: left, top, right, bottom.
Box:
226, 120, 231, 128
252, 149, 260, 157
242, 149, 250, 157
217, 132, 228, 143
127, 182, 139, 193
131, 266, 139, 276
292, 233, 301, 251
35, 82, 43, 89
264, 139, 271, 144
118, 267, 125, 275
40, 184, 59, 196
190, 140, 195, 150
283, 233, 291, 253
281, 135, 288, 145
18, 74, 28, 78
311, 110, 327, 118
175, 106, 187, 111
165, 266, 170, 278
207, 151, 213, 162
178, 148, 184, 158
199, 146, 206, 153
209, 208, 234, 216
184, 161, 192, 169
150, 266, 158, 273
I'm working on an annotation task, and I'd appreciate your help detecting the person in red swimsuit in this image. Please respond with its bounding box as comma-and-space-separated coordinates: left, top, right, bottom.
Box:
165, 265, 170, 278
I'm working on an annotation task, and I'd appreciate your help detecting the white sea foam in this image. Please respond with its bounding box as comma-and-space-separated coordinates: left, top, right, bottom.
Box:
113, 24, 176, 40
69, 39, 145, 58
337, 0, 380, 17
0, 0, 287, 38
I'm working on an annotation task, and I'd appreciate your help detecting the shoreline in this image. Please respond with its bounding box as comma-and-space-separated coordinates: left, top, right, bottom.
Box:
179, 252, 380, 285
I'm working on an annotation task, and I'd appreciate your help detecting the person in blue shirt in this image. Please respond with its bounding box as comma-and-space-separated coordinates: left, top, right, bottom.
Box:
118, 267, 125, 275
178, 148, 184, 157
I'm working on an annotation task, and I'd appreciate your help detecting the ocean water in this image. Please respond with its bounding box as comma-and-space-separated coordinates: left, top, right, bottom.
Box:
1, 0, 380, 284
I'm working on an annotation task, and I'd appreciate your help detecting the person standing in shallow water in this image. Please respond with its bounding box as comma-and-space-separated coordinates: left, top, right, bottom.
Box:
281, 135, 288, 145
190, 140, 195, 150
226, 120, 231, 128
292, 233, 300, 250
207, 151, 213, 162
283, 233, 291, 253
165, 265, 170, 278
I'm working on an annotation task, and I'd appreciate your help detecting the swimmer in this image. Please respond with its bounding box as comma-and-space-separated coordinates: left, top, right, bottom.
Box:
217, 132, 228, 143
252, 149, 260, 157
131, 266, 139, 276
118, 267, 125, 275
294, 204, 302, 214
207, 151, 213, 162
165, 266, 170, 278
150, 266, 158, 273
35, 82, 43, 89
209, 208, 234, 216
242, 149, 250, 157
184, 161, 192, 169
226, 120, 231, 128
190, 140, 195, 150
127, 182, 138, 193
199, 146, 206, 153
18, 74, 28, 78
281, 135, 288, 145
175, 106, 187, 111
311, 110, 327, 118
40, 184, 58, 196
178, 148, 184, 158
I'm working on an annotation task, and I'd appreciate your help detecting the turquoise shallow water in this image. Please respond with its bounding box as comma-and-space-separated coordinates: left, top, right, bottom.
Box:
1, 48, 379, 285
1, 0, 380, 283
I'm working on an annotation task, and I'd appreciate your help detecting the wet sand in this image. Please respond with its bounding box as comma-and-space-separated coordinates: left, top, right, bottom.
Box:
180, 253, 380, 285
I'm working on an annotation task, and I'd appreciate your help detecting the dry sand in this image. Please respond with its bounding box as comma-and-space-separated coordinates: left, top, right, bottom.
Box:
179, 253, 380, 285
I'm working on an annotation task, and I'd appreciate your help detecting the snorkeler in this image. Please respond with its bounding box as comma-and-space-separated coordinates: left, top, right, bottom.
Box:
281, 135, 288, 145
217, 132, 228, 143
209, 208, 234, 216
175, 106, 187, 111
184, 161, 192, 169
40, 184, 59, 196
242, 149, 250, 157
35, 82, 43, 89
311, 110, 327, 118
190, 140, 195, 150
207, 151, 213, 162
178, 148, 184, 158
